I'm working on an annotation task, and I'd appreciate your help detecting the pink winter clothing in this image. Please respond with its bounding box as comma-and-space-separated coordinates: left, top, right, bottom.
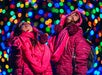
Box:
48, 11, 91, 75
10, 31, 52, 75
49, 28, 91, 75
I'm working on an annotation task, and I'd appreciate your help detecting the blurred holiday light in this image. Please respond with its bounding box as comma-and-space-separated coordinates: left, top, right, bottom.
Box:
28, 11, 33, 17
54, 3, 59, 8
48, 2, 53, 7
45, 27, 50, 33
39, 24, 44, 29
38, 9, 44, 15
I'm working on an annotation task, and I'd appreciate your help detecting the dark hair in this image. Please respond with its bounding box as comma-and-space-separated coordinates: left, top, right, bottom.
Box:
63, 12, 80, 28
14, 23, 38, 46
14, 24, 22, 36
30, 31, 38, 46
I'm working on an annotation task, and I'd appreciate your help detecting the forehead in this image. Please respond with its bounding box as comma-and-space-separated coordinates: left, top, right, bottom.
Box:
22, 22, 30, 25
71, 12, 79, 16
19, 22, 30, 27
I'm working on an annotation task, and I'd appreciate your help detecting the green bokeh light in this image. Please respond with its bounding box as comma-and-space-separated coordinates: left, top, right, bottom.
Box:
96, 7, 99, 12
48, 2, 52, 7
17, 2, 21, 7
92, 9, 96, 14
7, 68, 13, 73
0, 29, 2, 34
10, 11, 15, 16
79, 1, 83, 5
85, 11, 90, 16
70, 6, 74, 10
95, 46, 98, 51
94, 63, 98, 68
59, 9, 64, 13
100, 14, 102, 19
45, 27, 50, 33
7, 22, 11, 26
99, 2, 102, 6
59, 2, 64, 6
100, 42, 102, 46
2, 9, 6, 14
55, 19, 60, 24
0, 51, 2, 55
67, 2, 71, 6
40, 18, 45, 23
52, 8, 59, 13
12, 15, 16, 19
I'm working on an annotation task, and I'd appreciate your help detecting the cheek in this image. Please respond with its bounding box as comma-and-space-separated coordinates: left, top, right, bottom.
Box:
74, 17, 79, 21
21, 27, 27, 31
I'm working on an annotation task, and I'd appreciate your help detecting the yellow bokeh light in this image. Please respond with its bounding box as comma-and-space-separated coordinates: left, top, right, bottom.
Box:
94, 19, 98, 24
4, 54, 7, 58
45, 21, 49, 25
14, 19, 18, 24
25, 2, 29, 5
48, 19, 52, 23
27, 21, 30, 24
96, 50, 99, 55
5, 64, 9, 69
9, 17, 14, 22
32, 0, 36, 3
0, 9, 2, 13
33, 4, 38, 9
0, 55, 2, 59
0, 21, 4, 26
60, 0, 65, 2
1, 58, 5, 62
18, 13, 22, 17
20, 4, 24, 8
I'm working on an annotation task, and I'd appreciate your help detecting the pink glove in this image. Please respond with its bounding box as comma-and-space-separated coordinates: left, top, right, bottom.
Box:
67, 25, 79, 36
54, 25, 63, 34
39, 33, 48, 44
59, 15, 67, 26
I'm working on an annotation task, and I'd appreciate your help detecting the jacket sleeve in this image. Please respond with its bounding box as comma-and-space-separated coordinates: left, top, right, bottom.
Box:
74, 33, 91, 75
10, 37, 24, 75
41, 44, 51, 70
48, 36, 56, 54
20, 37, 50, 73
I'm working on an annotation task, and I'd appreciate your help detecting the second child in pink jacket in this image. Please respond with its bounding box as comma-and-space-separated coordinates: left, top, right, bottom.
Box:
48, 11, 91, 75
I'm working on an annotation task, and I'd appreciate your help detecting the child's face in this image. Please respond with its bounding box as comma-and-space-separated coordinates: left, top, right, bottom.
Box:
20, 22, 33, 32
66, 12, 80, 26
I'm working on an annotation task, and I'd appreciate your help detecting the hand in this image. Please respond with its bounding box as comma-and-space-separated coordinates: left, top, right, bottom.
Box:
67, 25, 79, 36
39, 33, 48, 44
54, 25, 63, 34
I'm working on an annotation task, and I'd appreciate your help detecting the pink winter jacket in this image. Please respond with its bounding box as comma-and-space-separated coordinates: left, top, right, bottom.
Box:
10, 31, 52, 75
48, 11, 91, 75
48, 28, 91, 75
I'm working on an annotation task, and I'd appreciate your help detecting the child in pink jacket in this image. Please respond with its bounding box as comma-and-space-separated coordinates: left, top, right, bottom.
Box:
48, 11, 91, 75
9, 22, 52, 75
